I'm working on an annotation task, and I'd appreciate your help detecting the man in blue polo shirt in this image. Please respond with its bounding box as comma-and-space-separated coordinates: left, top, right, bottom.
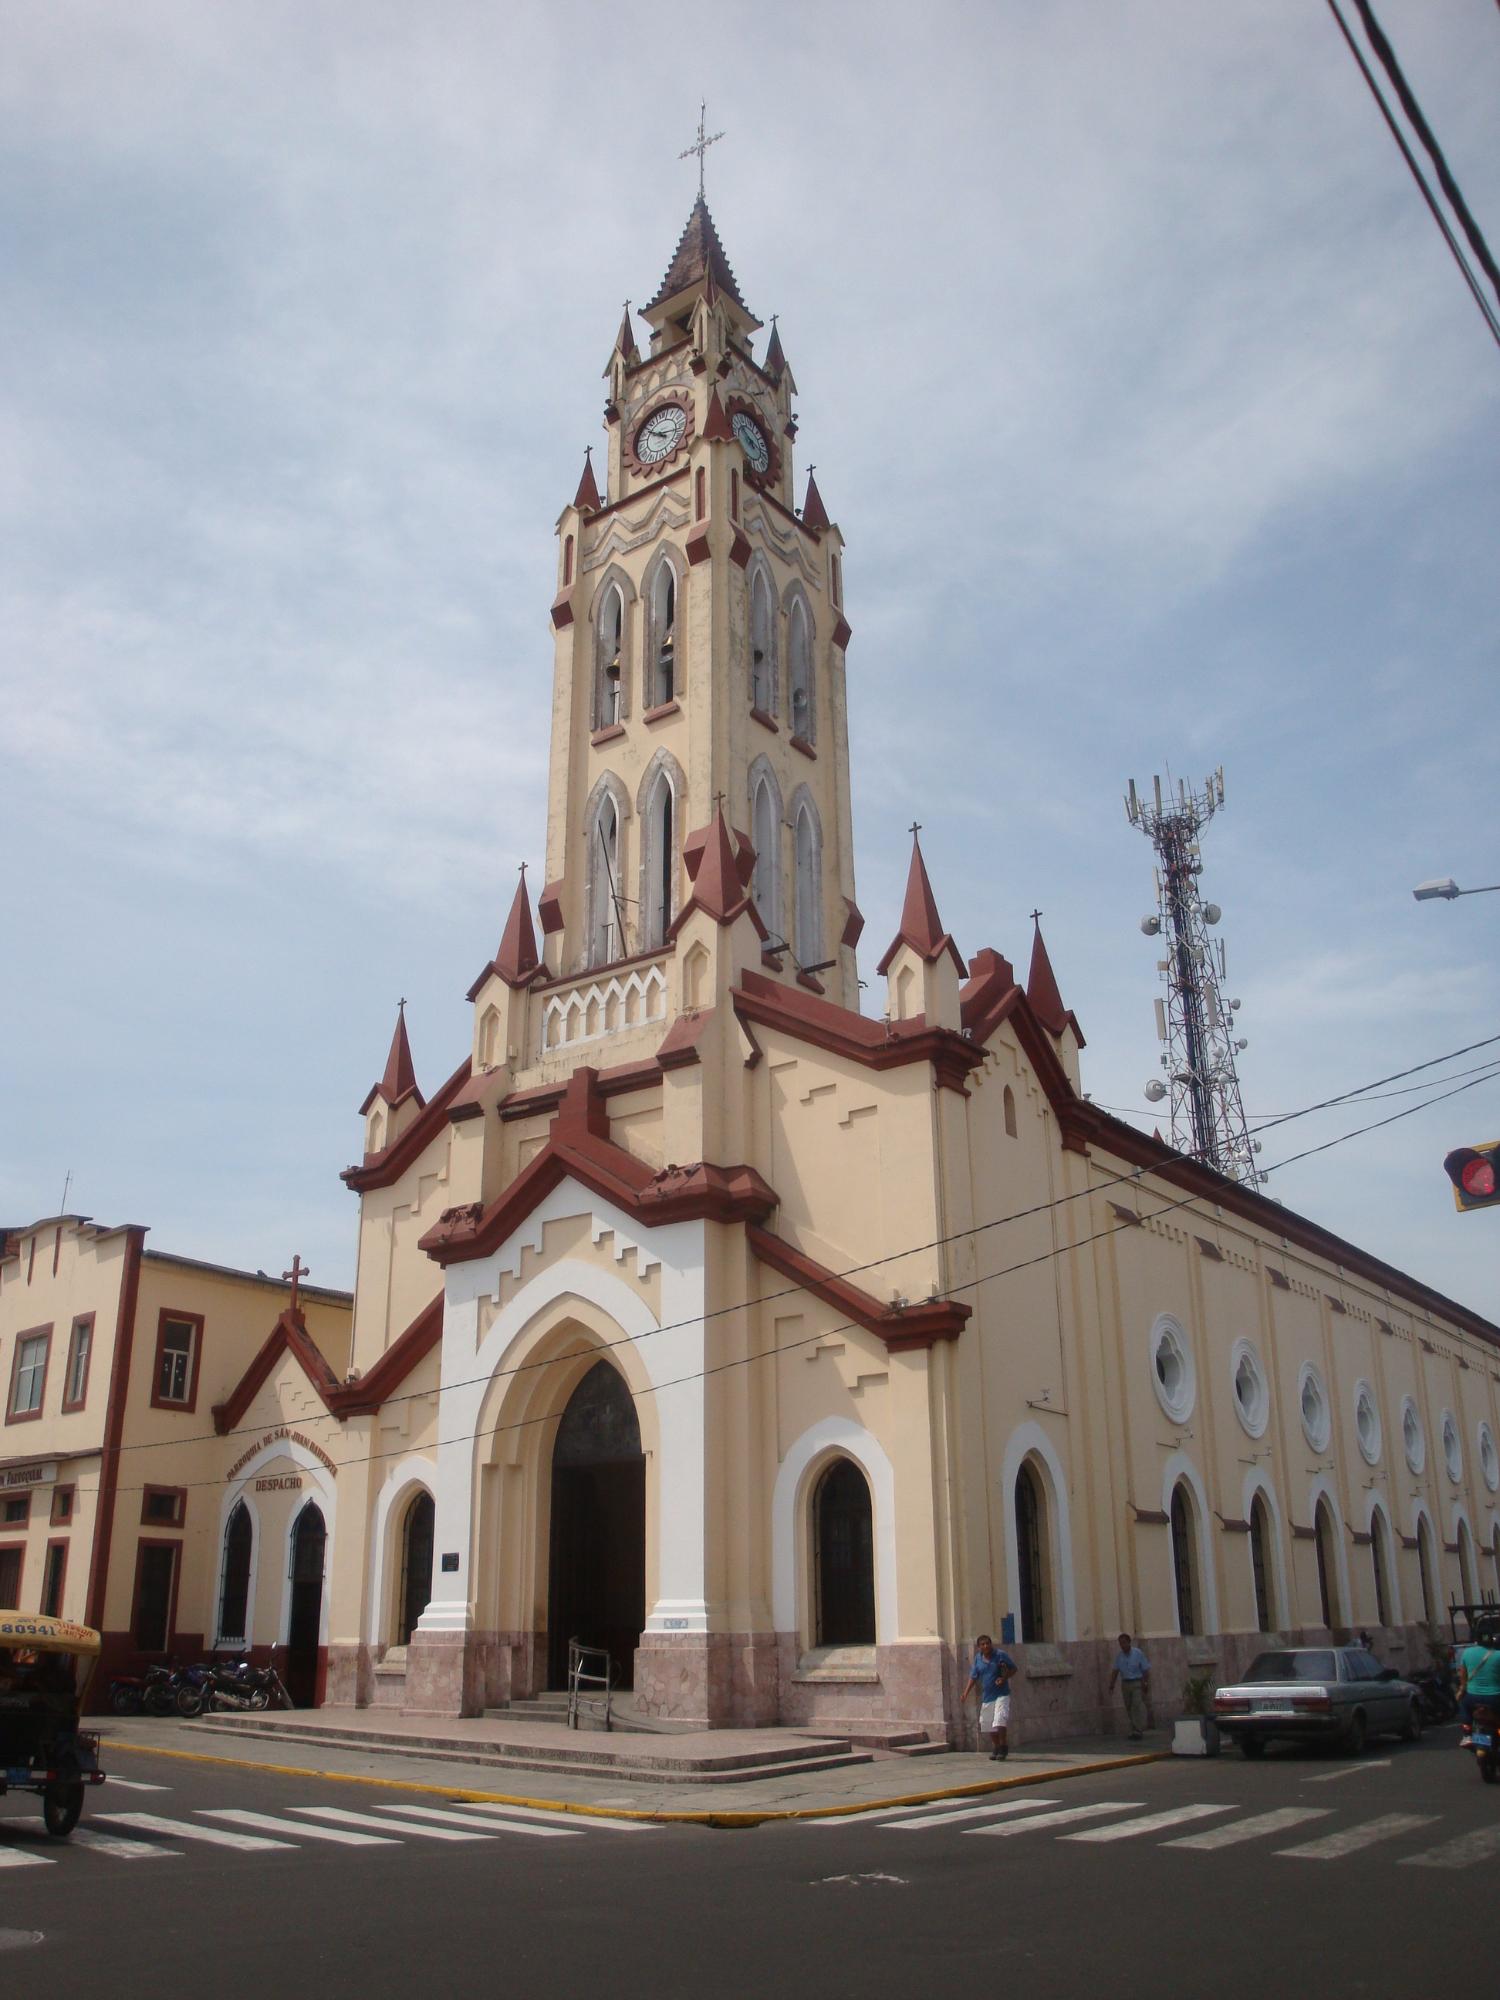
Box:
1108, 1632, 1153, 1741
961, 1632, 1018, 1760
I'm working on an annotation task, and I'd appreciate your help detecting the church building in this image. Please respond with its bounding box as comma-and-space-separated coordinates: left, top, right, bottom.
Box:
12, 198, 1495, 1741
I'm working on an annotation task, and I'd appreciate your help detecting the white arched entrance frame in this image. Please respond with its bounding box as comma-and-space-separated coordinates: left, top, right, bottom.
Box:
772, 1416, 898, 1643
366, 1455, 439, 1646
1307, 1474, 1352, 1629
1241, 1466, 1290, 1633
218, 1434, 338, 1653
1160, 1450, 1220, 1637
1000, 1421, 1077, 1641
210, 1486, 262, 1650
1365, 1489, 1404, 1625
430, 1183, 707, 1637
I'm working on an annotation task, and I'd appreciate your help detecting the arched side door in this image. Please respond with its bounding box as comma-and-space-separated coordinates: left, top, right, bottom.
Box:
285, 1502, 327, 1708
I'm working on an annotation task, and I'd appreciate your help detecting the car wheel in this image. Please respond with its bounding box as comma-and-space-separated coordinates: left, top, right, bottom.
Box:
1342, 1710, 1368, 1755
1240, 1735, 1267, 1761
1399, 1700, 1423, 1744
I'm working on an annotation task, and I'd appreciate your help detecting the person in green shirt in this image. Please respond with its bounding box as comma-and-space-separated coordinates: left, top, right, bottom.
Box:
1457, 1628, 1500, 1743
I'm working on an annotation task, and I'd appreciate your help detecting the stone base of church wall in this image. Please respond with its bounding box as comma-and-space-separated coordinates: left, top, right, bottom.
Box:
324, 1642, 374, 1708
397, 1628, 545, 1716
633, 1632, 780, 1727
775, 1637, 955, 1743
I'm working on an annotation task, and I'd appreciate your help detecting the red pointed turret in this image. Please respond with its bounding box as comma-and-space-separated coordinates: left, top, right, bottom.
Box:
573, 447, 602, 514
801, 469, 831, 532
613, 304, 639, 362
702, 388, 733, 443
1026, 915, 1083, 1043
671, 807, 766, 939
361, 1001, 425, 1115
495, 868, 541, 986
876, 833, 966, 976
764, 317, 787, 380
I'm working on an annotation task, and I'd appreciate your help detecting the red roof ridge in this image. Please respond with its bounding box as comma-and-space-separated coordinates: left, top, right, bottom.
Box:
344, 1057, 472, 1192
747, 1223, 969, 1353
361, 1002, 424, 1117
470, 868, 541, 995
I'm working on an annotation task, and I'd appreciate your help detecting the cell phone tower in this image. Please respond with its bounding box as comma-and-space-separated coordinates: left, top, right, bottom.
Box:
1124, 768, 1261, 1185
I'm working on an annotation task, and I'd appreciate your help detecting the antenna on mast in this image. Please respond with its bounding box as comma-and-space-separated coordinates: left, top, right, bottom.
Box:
1126, 765, 1260, 1185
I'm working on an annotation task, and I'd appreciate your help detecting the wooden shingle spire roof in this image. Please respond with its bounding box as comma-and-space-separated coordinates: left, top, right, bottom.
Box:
647, 197, 752, 316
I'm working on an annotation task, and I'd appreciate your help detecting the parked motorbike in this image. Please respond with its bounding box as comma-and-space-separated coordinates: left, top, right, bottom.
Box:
196, 1655, 292, 1714
107, 1662, 184, 1717
1469, 1700, 1499, 1785
1410, 1668, 1460, 1725
171, 1662, 216, 1718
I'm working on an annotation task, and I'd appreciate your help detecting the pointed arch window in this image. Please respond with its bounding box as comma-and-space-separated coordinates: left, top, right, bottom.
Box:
594, 584, 625, 730
396, 1490, 435, 1647
1370, 1509, 1391, 1626
813, 1458, 875, 1646
787, 597, 814, 743
1417, 1515, 1438, 1623
588, 791, 624, 967
1250, 1493, 1275, 1633
794, 799, 821, 967
752, 776, 780, 937
649, 562, 677, 708
562, 534, 574, 587
750, 569, 774, 713
1458, 1518, 1478, 1604
1169, 1481, 1199, 1637
1015, 1459, 1051, 1643
641, 769, 676, 950
1314, 1497, 1340, 1628
1003, 1086, 1018, 1139
216, 1502, 253, 1646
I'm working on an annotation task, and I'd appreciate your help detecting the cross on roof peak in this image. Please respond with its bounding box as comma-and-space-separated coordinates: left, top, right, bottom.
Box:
679, 100, 724, 201
283, 1253, 309, 1316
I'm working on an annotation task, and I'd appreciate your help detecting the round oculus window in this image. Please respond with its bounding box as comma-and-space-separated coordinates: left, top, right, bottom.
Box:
1149, 1314, 1195, 1424
1353, 1381, 1381, 1466
1402, 1399, 1426, 1475
1442, 1411, 1462, 1483
1479, 1423, 1499, 1494
1299, 1363, 1331, 1452
1230, 1339, 1268, 1438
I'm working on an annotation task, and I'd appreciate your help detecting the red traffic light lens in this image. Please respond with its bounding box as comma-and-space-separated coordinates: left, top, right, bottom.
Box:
1461, 1157, 1498, 1199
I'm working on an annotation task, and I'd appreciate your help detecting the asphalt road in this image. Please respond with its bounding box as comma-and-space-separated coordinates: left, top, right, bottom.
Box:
1, 1728, 1493, 1997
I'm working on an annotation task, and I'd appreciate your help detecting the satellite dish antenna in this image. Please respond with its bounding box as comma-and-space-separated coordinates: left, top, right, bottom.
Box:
1140, 914, 1161, 936
1144, 1080, 1167, 1103
1203, 903, 1222, 926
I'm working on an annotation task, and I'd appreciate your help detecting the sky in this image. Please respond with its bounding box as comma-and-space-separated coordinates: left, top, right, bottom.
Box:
3, 1, 1498, 1319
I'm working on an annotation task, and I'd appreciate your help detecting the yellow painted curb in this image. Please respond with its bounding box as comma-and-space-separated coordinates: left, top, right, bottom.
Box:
105, 1736, 1168, 1828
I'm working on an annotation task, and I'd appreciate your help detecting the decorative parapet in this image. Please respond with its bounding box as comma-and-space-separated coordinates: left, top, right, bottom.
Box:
539, 957, 670, 1053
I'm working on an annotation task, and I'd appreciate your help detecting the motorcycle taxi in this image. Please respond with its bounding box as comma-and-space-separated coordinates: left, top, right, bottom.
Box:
0, 1612, 107, 1835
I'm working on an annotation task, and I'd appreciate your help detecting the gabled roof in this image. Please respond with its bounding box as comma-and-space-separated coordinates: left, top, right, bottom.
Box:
344, 1057, 472, 1192
732, 968, 982, 1095
875, 835, 967, 977
360, 1003, 423, 1117
418, 1067, 776, 1268
211, 1293, 445, 1434
646, 198, 753, 317
748, 1224, 969, 1354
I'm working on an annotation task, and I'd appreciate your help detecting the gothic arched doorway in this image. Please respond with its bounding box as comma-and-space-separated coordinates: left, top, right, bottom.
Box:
397, 1490, 435, 1647
547, 1360, 645, 1690
813, 1458, 876, 1647
285, 1501, 326, 1708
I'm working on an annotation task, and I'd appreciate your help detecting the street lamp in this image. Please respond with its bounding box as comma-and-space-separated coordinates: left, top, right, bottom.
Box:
1412, 878, 1500, 902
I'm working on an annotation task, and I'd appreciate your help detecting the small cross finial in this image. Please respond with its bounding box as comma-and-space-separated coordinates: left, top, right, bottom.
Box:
908, 821, 922, 840
518, 861, 527, 879
1030, 908, 1043, 925
397, 995, 407, 1013
712, 790, 726, 815
283, 1254, 309, 1317
679, 100, 725, 201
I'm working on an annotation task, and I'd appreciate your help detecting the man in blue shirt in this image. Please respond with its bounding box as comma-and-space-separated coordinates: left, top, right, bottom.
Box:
1108, 1632, 1152, 1740
961, 1633, 1018, 1760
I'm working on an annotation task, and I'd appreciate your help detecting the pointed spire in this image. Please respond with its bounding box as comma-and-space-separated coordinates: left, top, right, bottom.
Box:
801, 467, 830, 532
573, 447, 602, 514
362, 1000, 424, 1115
614, 301, 639, 362
702, 387, 733, 442
646, 197, 754, 319
763, 316, 787, 380
495, 866, 541, 987
690, 807, 748, 923
1026, 913, 1068, 1035
876, 831, 966, 976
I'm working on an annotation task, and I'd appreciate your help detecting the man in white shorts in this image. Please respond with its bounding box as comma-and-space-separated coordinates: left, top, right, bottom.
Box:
961, 1632, 1018, 1759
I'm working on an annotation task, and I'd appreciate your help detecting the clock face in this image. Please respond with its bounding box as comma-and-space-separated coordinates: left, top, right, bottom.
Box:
634, 403, 689, 466
732, 410, 771, 476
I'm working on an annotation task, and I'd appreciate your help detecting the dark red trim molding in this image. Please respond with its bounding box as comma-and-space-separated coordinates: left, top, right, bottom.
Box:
746, 1223, 969, 1353
86, 1224, 145, 1632
343, 1059, 473, 1193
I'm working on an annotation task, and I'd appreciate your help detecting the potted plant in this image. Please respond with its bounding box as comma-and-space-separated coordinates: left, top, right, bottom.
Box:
1172, 1671, 1221, 1757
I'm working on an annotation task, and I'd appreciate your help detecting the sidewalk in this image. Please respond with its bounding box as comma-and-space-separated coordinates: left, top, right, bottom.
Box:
95, 1710, 1169, 1825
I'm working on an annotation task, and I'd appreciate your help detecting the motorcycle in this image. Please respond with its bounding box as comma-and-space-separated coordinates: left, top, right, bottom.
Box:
171, 1662, 216, 1718
197, 1654, 292, 1714
106, 1662, 183, 1717
1410, 1668, 1460, 1725
1468, 1699, 1499, 1784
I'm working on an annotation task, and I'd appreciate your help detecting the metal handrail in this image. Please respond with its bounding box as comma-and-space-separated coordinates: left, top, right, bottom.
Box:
566, 1638, 613, 1731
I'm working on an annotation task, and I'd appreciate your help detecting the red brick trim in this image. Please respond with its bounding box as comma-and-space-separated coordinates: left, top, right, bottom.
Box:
343, 1058, 473, 1193
211, 1308, 341, 1433
591, 723, 626, 747
326, 1293, 444, 1418
746, 1224, 969, 1353
549, 594, 574, 630
140, 1485, 187, 1528
686, 530, 711, 566
61, 1311, 95, 1411
831, 616, 852, 650
5, 1321, 52, 1424
729, 528, 752, 568
1132, 1507, 1170, 1526
149, 1307, 204, 1414
497, 1057, 663, 1122
86, 1224, 144, 1633
50, 1483, 75, 1527
643, 699, 681, 724
41, 1536, 69, 1618
790, 734, 816, 760
129, 1536, 183, 1655
750, 706, 779, 733
578, 466, 690, 523
732, 970, 983, 1095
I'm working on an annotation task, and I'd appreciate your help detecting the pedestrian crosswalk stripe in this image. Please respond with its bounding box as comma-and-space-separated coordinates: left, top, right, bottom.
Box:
0, 1844, 52, 1869
882, 1798, 1063, 1831
102, 1778, 170, 1793
202, 1809, 400, 1846
291, 1806, 496, 1842
92, 1812, 292, 1852
969, 1801, 1144, 1838
374, 1804, 578, 1839
1401, 1823, 1500, 1871
456, 1801, 657, 1833
1164, 1808, 1331, 1851
72, 1826, 176, 1859
1276, 1812, 1437, 1860
1064, 1803, 1232, 1843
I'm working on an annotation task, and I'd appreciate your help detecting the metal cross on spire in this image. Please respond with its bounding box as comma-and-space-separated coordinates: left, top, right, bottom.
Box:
283, 1254, 310, 1318
679, 100, 724, 200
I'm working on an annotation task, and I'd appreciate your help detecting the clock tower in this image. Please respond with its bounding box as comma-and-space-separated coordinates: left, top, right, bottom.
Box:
536, 197, 861, 1017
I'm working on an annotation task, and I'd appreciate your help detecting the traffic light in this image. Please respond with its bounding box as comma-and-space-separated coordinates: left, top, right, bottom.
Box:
1443, 1142, 1500, 1212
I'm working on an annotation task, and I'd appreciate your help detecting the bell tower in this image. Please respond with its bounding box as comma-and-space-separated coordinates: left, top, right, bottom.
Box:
538, 192, 861, 1012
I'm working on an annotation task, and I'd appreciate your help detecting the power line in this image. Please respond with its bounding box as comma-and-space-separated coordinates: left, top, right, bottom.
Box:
1094, 1054, 1500, 1125
96, 1038, 1500, 1495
